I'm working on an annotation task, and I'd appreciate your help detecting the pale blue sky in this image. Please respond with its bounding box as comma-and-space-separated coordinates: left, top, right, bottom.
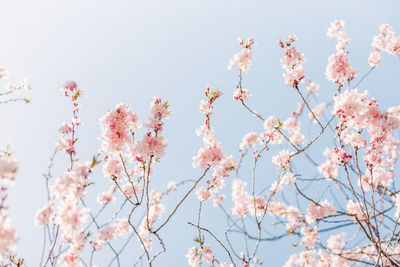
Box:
0, 1, 399, 266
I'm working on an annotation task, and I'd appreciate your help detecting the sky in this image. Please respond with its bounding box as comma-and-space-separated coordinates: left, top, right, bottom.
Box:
0, 0, 399, 266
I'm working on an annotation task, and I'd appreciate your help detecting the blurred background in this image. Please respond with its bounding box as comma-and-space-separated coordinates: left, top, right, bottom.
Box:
0, 0, 399, 266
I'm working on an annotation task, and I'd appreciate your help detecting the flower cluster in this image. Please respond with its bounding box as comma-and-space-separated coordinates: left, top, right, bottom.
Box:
284, 233, 348, 267
0, 154, 18, 183
325, 20, 357, 86
233, 88, 251, 102
0, 151, 18, 261
305, 200, 336, 224
227, 37, 255, 72
91, 218, 132, 250
193, 86, 237, 196
57, 81, 84, 155
97, 97, 171, 254
333, 88, 400, 189
186, 244, 215, 267
99, 103, 140, 154
279, 35, 305, 88
369, 24, 400, 68
239, 132, 261, 151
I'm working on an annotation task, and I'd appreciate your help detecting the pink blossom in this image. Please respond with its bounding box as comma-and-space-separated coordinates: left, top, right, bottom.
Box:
292, 102, 305, 118
263, 116, 284, 144
59, 250, 81, 267
199, 99, 212, 116
300, 226, 318, 249
146, 97, 171, 131
196, 186, 212, 202
346, 200, 366, 222
34, 204, 53, 226
0, 155, 18, 182
239, 132, 261, 150
135, 134, 167, 160
327, 20, 346, 40
318, 148, 339, 179
102, 159, 123, 179
249, 195, 267, 217
284, 205, 303, 229
93, 224, 116, 251
58, 136, 75, 155
212, 155, 237, 179
325, 52, 356, 85
306, 82, 319, 95
368, 51, 382, 68
58, 122, 72, 134
186, 246, 201, 267
283, 117, 306, 145
231, 179, 250, 217
326, 20, 357, 85
227, 37, 254, 72
279, 36, 306, 88
97, 185, 116, 205
233, 88, 251, 101
0, 219, 17, 261
267, 201, 287, 216
199, 244, 213, 263
282, 172, 296, 185
56, 201, 89, 237
114, 218, 132, 237
372, 24, 400, 56
327, 232, 346, 254
137, 191, 165, 250
305, 200, 336, 224
283, 66, 305, 88
272, 149, 292, 169
280, 46, 305, 69
121, 182, 142, 199
193, 142, 225, 169
99, 103, 140, 154
295, 250, 318, 266
228, 49, 252, 72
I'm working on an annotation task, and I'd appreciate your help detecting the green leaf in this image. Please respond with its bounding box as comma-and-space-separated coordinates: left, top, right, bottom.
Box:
91, 155, 101, 167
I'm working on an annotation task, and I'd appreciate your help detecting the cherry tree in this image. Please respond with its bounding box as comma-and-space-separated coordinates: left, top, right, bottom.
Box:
1, 20, 400, 267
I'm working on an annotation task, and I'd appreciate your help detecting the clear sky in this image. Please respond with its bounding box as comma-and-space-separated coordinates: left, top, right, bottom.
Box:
0, 0, 399, 266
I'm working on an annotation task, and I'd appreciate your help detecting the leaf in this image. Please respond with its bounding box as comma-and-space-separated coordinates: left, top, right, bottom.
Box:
91, 155, 101, 167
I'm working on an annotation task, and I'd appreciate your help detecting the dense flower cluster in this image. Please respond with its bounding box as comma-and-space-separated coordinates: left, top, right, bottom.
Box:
227, 37, 255, 72
325, 20, 357, 86
279, 35, 305, 88
97, 96, 171, 254
239, 132, 261, 151
99, 103, 140, 154
186, 244, 215, 267
370, 24, 400, 68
